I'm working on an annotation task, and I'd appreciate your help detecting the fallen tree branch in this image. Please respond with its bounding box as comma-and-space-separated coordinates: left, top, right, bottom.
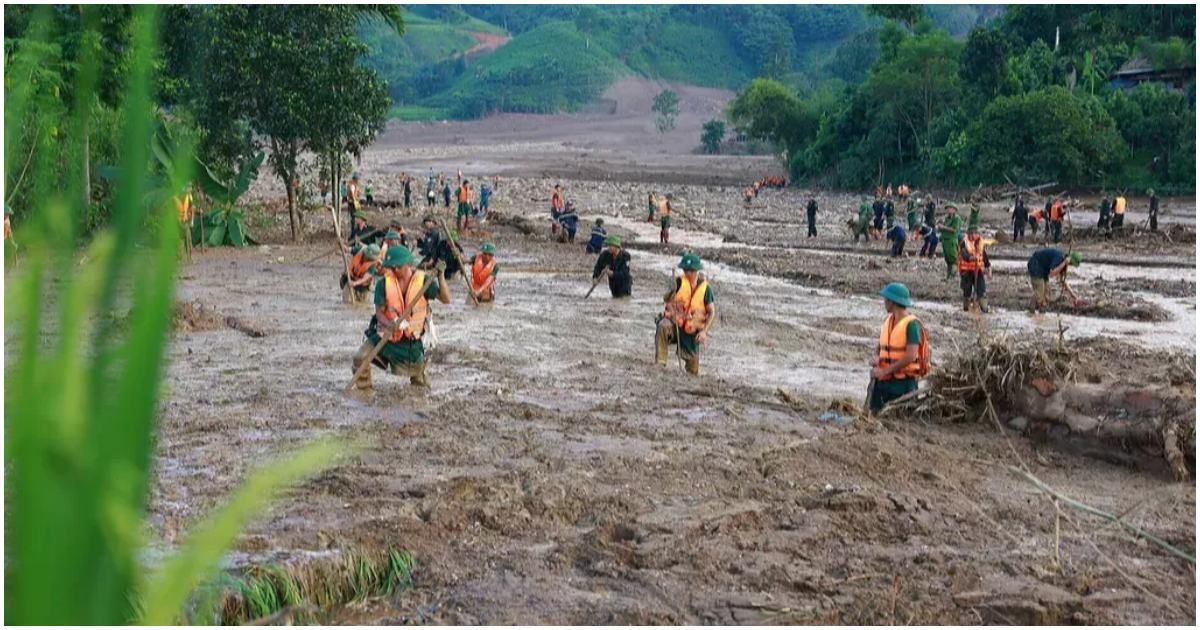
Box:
1008, 466, 1195, 565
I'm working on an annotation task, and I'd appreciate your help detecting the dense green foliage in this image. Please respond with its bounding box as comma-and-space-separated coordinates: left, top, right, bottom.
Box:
652, 89, 680, 133
360, 4, 999, 120
701, 119, 726, 154
728, 5, 1195, 190
4, 7, 347, 624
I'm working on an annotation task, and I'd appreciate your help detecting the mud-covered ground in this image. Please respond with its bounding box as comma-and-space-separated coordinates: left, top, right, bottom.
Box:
150, 113, 1197, 624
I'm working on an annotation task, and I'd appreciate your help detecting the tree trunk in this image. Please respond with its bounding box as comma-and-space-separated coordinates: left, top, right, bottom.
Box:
285, 171, 297, 242
83, 128, 91, 211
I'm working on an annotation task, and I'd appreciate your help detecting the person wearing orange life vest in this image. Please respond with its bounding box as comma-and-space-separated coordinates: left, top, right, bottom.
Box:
1048, 196, 1066, 243
958, 222, 992, 313
869, 282, 929, 412
655, 252, 715, 375
342, 244, 381, 303
174, 186, 195, 258
456, 179, 473, 232
550, 184, 565, 236
468, 242, 499, 303
351, 246, 451, 389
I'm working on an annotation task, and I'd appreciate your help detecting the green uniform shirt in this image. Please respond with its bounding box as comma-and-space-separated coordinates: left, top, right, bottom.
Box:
367, 276, 441, 365
938, 214, 962, 240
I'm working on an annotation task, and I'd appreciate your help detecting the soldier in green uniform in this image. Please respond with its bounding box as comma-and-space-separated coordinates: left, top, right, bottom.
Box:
936, 204, 963, 281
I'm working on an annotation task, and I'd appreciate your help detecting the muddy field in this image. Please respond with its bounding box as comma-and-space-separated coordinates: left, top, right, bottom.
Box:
154, 106, 1197, 624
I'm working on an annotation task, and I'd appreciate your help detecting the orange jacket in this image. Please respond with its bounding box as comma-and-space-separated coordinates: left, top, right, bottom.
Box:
382, 271, 429, 341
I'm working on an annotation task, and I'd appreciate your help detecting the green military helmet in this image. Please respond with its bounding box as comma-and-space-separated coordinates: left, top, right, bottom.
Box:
385, 230, 401, 241
678, 252, 703, 271
364, 244, 382, 260
604, 234, 622, 247
879, 282, 912, 308
5, 205, 12, 216
480, 242, 497, 255
1069, 251, 1082, 266
389, 218, 405, 228
382, 245, 415, 268
967, 222, 981, 233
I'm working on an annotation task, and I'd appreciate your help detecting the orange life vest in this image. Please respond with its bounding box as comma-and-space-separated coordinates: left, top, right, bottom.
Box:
1114, 197, 1126, 214
458, 184, 471, 203
551, 191, 563, 210
957, 236, 985, 273
898, 184, 909, 197
877, 313, 929, 380
667, 276, 709, 335
1050, 200, 1064, 221
383, 270, 429, 341
174, 192, 193, 223
349, 252, 372, 281
471, 256, 496, 293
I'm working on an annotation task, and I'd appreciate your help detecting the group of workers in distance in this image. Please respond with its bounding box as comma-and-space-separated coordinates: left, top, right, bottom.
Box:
340, 175, 1102, 419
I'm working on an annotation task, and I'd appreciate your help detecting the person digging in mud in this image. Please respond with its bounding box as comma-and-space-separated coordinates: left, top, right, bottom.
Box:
905, 199, 920, 232
586, 218, 607, 254
923, 196, 937, 229
349, 212, 380, 247
854, 200, 872, 243
478, 181, 492, 223
1049, 196, 1066, 243
1027, 248, 1082, 314
1098, 193, 1113, 235
591, 234, 632, 298
341, 244, 381, 303
886, 222, 907, 258
1148, 189, 1159, 232
1112, 193, 1127, 229
659, 194, 674, 245
468, 242, 499, 303
387, 219, 410, 247
380, 229, 406, 260
456, 178, 473, 232
884, 197, 896, 230
936, 205, 962, 281
916, 223, 938, 258
869, 282, 929, 413
806, 197, 818, 237
352, 246, 451, 390
416, 218, 463, 280
958, 223, 991, 313
656, 252, 715, 376
1012, 195, 1029, 242
557, 201, 580, 243
416, 216, 440, 261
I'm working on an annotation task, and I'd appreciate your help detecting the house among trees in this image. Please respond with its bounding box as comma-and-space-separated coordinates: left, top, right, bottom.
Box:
1108, 56, 1195, 92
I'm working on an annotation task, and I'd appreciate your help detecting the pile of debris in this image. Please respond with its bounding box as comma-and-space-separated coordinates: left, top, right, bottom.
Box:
886, 333, 1195, 481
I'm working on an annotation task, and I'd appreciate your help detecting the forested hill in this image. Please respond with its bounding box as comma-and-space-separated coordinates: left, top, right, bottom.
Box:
359, 4, 1002, 121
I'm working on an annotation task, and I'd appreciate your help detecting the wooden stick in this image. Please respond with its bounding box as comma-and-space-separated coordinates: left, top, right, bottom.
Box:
1008, 466, 1196, 565
438, 219, 479, 306
326, 204, 353, 303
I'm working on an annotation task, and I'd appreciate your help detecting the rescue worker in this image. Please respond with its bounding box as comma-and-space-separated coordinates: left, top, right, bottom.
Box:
402, 173, 412, 208
592, 234, 632, 298
456, 178, 473, 232
935, 205, 963, 280
426, 177, 436, 207
660, 194, 673, 244
886, 222, 907, 258
1028, 204, 1043, 237
1049, 196, 1065, 243
415, 218, 462, 280
348, 173, 363, 211
898, 183, 910, 202
967, 204, 981, 230
342, 243, 381, 303
365, 180, 375, 206
655, 252, 714, 375
468, 242, 499, 303
871, 197, 885, 238
1012, 195, 1028, 242
586, 218, 608, 253
884, 197, 896, 229
1027, 248, 1082, 314
1098, 194, 1113, 238
558, 201, 580, 243
351, 246, 451, 389
916, 223, 938, 258
958, 223, 991, 313
1112, 193, 1127, 228
869, 282, 928, 413
1148, 189, 1159, 232
647, 192, 658, 222
175, 185, 195, 257
386, 219, 410, 248
905, 200, 920, 232
806, 197, 818, 238
854, 200, 872, 243
478, 181, 492, 222
441, 179, 452, 208
348, 212, 379, 246
923, 197, 936, 229
550, 184, 565, 237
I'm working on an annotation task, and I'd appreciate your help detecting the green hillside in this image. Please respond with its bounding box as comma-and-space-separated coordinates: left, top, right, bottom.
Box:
361, 4, 1003, 120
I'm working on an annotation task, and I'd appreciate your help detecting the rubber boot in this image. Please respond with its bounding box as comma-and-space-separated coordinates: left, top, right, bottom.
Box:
655, 321, 671, 366
977, 299, 989, 314
351, 339, 376, 390
684, 354, 700, 376
962, 297, 971, 312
